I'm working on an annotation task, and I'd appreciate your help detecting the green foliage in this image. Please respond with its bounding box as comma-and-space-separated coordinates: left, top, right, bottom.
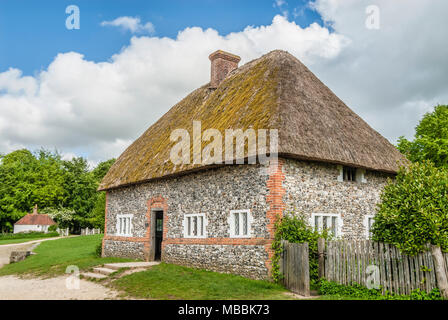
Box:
48, 224, 59, 232
95, 241, 103, 258
397, 105, 448, 168
372, 160, 448, 255
40, 207, 76, 229
0, 148, 115, 232
318, 279, 442, 300
0, 231, 58, 241
272, 213, 331, 285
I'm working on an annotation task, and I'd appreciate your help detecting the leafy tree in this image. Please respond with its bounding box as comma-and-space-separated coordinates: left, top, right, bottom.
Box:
0, 148, 115, 233
398, 105, 448, 168
373, 161, 448, 254
373, 161, 448, 298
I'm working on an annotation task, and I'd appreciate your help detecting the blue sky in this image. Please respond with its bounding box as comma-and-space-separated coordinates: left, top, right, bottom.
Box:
0, 1, 447, 163
0, 0, 323, 75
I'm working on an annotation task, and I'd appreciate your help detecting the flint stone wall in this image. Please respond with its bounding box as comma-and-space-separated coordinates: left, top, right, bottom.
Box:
103, 157, 392, 278
282, 158, 393, 239
104, 163, 271, 278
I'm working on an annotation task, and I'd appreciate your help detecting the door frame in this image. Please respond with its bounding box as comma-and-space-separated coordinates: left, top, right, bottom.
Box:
148, 208, 164, 261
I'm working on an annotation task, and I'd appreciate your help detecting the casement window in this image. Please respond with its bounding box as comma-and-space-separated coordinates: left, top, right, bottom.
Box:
337, 165, 367, 183
116, 214, 133, 237
364, 215, 375, 239
310, 213, 342, 238
229, 209, 252, 238
184, 213, 207, 238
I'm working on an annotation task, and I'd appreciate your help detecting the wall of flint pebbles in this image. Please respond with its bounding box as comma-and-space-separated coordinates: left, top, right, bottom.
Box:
103, 157, 393, 279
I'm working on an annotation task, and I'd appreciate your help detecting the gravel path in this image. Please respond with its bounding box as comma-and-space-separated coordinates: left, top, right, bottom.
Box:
0, 237, 120, 300
0, 275, 118, 300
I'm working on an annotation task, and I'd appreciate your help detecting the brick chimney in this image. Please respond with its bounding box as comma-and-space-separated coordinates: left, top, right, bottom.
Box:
209, 50, 241, 88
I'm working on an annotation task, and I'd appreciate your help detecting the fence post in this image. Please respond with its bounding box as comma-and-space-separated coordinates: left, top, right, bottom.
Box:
318, 238, 325, 280
430, 244, 448, 299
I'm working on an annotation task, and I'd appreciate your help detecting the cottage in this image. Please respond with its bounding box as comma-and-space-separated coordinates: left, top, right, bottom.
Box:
13, 205, 56, 234
99, 50, 406, 279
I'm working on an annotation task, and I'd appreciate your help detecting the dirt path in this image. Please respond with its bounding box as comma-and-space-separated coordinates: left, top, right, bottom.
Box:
0, 237, 66, 268
0, 275, 119, 300
0, 236, 121, 300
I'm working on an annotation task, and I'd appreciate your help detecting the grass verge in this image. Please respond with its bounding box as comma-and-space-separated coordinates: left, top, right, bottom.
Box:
0, 234, 132, 277
111, 263, 291, 300
0, 232, 60, 245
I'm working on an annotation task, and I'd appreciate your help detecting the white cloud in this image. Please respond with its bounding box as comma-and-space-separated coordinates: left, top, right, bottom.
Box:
308, 0, 448, 141
0, 15, 347, 163
101, 16, 155, 34
1, 3, 448, 164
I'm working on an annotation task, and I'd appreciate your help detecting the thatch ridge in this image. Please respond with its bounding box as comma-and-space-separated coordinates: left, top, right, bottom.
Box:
99, 50, 405, 191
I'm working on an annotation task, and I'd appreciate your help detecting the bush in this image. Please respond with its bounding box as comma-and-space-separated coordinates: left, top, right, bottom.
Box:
318, 279, 442, 300
373, 160, 448, 255
0, 231, 59, 240
272, 213, 332, 285
48, 224, 59, 232
95, 241, 103, 257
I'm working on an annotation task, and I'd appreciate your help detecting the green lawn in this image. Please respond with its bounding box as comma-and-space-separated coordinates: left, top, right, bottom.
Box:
0, 232, 60, 245
0, 234, 132, 277
112, 263, 291, 300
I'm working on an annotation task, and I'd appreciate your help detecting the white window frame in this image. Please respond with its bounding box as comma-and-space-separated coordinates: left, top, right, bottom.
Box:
229, 209, 252, 238
364, 215, 375, 239
183, 213, 207, 238
310, 213, 342, 238
116, 214, 133, 237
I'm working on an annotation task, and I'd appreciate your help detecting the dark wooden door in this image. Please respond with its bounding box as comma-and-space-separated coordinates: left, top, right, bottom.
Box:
154, 211, 164, 260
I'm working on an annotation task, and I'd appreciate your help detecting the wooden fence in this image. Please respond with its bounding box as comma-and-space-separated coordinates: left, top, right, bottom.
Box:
80, 228, 101, 235
279, 240, 310, 296
323, 240, 448, 295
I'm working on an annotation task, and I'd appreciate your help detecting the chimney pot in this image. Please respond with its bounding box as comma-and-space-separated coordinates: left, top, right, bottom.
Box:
209, 50, 241, 88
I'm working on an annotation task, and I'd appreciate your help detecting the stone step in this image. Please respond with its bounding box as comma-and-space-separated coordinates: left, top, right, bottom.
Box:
103, 261, 160, 270
93, 267, 116, 275
80, 272, 108, 280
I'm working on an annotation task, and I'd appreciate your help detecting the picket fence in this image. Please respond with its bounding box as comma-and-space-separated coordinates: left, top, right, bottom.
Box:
56, 228, 69, 236
80, 228, 101, 235
323, 240, 448, 295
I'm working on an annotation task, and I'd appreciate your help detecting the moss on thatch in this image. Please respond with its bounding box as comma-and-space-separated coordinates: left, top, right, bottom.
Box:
99, 50, 406, 191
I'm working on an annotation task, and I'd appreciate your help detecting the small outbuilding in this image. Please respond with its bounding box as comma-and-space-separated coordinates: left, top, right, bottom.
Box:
13, 205, 56, 234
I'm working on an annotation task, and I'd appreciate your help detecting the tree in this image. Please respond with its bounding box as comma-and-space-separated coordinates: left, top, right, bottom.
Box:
0, 149, 66, 232
373, 161, 448, 298
87, 159, 115, 230
398, 105, 448, 168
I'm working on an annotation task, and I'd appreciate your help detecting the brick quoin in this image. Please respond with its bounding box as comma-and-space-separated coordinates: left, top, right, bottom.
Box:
264, 159, 286, 277
147, 196, 168, 260
101, 192, 108, 256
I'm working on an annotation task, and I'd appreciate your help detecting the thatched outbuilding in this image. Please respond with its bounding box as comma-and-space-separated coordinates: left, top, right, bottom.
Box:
100, 50, 406, 279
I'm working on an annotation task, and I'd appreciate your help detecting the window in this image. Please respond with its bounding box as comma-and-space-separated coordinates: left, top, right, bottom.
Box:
184, 213, 207, 238
116, 214, 133, 237
343, 166, 357, 182
229, 210, 251, 238
337, 165, 367, 183
310, 213, 341, 237
364, 215, 375, 239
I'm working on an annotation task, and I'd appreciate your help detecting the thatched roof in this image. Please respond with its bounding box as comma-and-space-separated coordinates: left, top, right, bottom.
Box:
99, 50, 405, 191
